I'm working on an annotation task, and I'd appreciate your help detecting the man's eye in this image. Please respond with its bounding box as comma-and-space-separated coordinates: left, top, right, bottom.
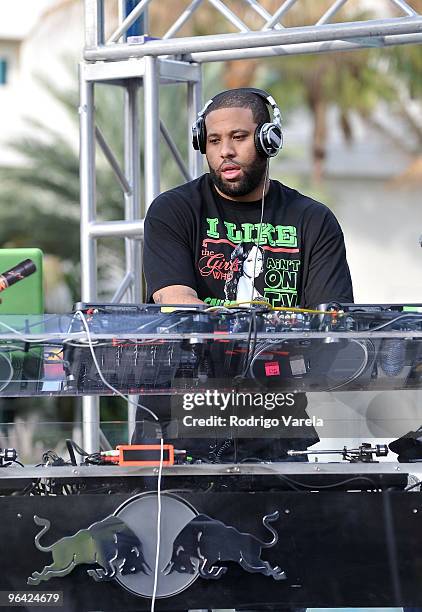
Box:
233, 135, 245, 140
209, 139, 219, 145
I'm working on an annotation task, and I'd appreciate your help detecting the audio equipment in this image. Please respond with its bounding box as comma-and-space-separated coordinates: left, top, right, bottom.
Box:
56, 303, 422, 395
1, 304, 421, 396
191, 87, 283, 158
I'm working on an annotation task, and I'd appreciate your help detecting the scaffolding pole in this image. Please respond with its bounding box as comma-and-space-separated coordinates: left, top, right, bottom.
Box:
84, 17, 422, 61
143, 55, 160, 207
124, 78, 142, 439
79, 68, 100, 454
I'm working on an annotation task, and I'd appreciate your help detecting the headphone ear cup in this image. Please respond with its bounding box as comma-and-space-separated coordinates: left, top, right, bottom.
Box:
254, 124, 267, 158
192, 121, 200, 151
256, 122, 283, 157
192, 116, 206, 154
267, 123, 283, 156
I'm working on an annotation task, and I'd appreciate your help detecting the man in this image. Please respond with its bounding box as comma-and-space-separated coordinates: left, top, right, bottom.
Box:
134, 87, 354, 464
145, 87, 353, 309
133, 88, 354, 612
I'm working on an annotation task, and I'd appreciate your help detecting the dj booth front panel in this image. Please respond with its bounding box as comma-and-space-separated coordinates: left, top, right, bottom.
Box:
1, 471, 422, 611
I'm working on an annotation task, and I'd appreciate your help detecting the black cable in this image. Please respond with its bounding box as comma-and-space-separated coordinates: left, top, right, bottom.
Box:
41, 450, 69, 466
405, 480, 422, 492
12, 480, 41, 496
83, 453, 105, 465
274, 475, 302, 492
366, 313, 422, 332
66, 439, 90, 457
244, 310, 270, 377
60, 440, 105, 466
276, 474, 380, 491
233, 308, 259, 385
239, 309, 256, 377
66, 439, 77, 465
214, 439, 233, 463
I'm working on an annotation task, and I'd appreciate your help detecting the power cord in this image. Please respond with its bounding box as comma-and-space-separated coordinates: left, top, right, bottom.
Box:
150, 437, 164, 612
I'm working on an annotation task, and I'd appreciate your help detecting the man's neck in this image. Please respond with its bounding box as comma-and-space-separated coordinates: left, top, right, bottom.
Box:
214, 178, 270, 202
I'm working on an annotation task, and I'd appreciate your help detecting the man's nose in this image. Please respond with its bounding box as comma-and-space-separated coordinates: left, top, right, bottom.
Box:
220, 138, 236, 158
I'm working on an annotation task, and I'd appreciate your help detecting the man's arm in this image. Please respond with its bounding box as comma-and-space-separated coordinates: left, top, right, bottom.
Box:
153, 285, 204, 305
144, 192, 199, 302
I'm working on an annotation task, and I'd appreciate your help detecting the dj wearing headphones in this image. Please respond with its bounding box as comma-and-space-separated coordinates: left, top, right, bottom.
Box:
145, 87, 353, 310
136, 88, 354, 465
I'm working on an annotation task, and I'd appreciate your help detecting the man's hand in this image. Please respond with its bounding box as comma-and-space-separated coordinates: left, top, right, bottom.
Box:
153, 285, 204, 305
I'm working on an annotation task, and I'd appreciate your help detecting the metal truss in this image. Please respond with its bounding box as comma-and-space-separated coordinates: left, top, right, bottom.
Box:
80, 0, 422, 451
85, 0, 422, 62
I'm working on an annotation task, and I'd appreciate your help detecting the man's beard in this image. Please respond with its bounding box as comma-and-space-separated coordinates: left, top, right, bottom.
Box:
209, 156, 267, 198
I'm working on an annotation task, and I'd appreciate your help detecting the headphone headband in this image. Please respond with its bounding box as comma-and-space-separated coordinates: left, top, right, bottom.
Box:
192, 87, 283, 158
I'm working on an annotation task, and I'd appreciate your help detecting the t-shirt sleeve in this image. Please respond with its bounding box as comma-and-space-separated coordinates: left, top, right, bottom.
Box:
143, 193, 197, 301
301, 208, 354, 308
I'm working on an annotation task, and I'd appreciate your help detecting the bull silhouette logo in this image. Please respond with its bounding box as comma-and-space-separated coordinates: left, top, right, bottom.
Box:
27, 493, 285, 598
163, 510, 285, 580
27, 514, 150, 585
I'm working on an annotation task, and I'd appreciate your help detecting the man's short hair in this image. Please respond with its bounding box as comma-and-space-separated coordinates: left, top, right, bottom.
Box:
204, 88, 270, 126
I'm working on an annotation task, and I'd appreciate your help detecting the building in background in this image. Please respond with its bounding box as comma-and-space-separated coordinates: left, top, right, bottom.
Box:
0, 0, 118, 167
0, 0, 52, 166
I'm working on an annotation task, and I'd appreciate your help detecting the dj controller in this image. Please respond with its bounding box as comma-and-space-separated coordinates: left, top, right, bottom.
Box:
60, 302, 422, 395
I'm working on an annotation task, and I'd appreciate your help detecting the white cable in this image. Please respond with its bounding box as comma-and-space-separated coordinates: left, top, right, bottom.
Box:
250, 159, 270, 303
0, 319, 54, 344
0, 352, 14, 392
0, 313, 122, 345
150, 436, 164, 612
0, 345, 30, 352
0, 315, 92, 344
75, 310, 159, 422
62, 339, 113, 348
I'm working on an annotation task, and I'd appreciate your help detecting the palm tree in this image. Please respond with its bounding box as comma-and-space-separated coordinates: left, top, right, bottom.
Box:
0, 73, 126, 301
258, 2, 399, 181
378, 0, 422, 183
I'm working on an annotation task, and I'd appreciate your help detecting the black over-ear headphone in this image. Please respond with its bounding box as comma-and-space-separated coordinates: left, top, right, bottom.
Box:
191, 87, 283, 158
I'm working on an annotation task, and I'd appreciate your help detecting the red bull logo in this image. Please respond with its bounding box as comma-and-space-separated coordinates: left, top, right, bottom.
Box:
28, 493, 285, 598
163, 511, 285, 580
27, 515, 150, 585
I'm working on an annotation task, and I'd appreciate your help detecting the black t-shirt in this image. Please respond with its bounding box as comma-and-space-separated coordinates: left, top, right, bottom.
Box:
137, 174, 353, 461
144, 174, 353, 307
